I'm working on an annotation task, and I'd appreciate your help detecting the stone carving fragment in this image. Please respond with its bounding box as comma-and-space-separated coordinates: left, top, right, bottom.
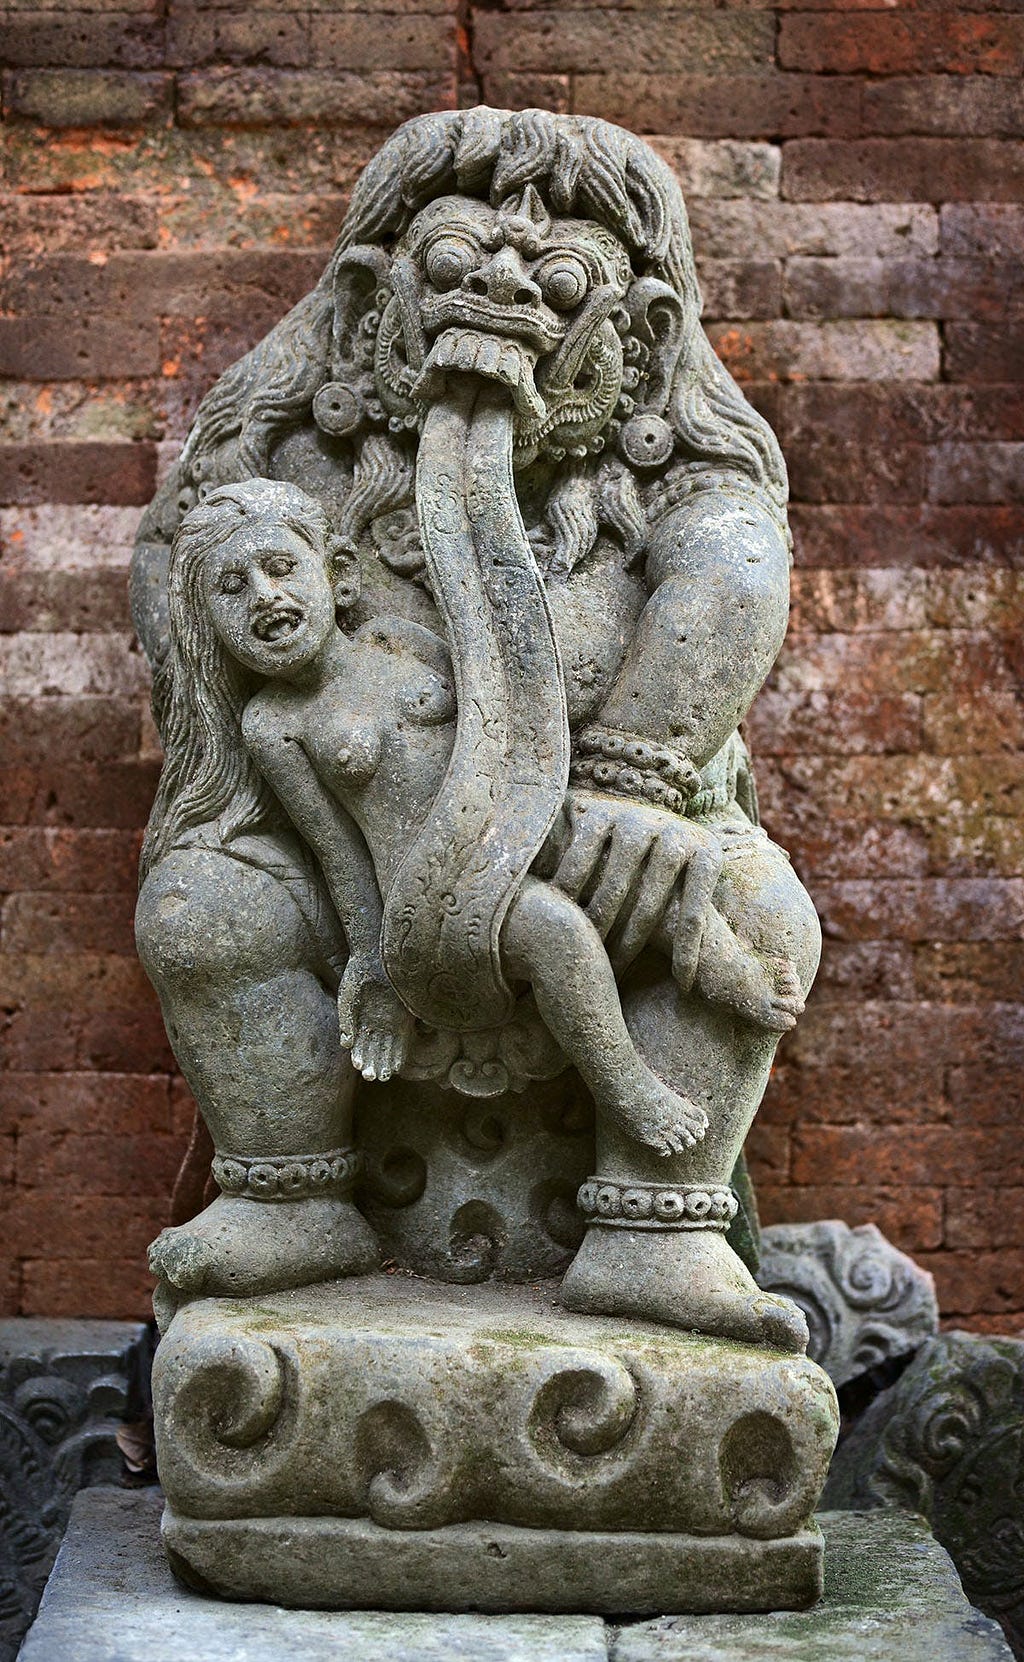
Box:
824, 1332, 1024, 1659
758, 1220, 939, 1388
130, 105, 838, 1611
0, 1321, 145, 1662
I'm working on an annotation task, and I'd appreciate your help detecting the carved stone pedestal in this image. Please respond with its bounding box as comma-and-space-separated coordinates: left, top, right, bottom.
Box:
152, 1275, 838, 1615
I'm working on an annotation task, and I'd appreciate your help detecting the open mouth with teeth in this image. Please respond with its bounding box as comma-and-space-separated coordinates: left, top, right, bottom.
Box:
251, 608, 304, 643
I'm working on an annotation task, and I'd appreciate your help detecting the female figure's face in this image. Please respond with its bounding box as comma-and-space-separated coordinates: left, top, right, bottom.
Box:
202, 518, 336, 677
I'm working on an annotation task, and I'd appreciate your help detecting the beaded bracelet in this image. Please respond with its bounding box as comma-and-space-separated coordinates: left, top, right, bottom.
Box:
570, 726, 701, 816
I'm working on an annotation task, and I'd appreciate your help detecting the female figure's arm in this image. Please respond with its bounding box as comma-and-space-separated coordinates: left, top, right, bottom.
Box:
241, 701, 412, 1081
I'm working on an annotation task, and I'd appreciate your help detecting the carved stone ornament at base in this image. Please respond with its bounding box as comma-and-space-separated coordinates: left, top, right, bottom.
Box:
757, 1220, 940, 1388
154, 1277, 838, 1613
824, 1332, 1024, 1660
132, 105, 836, 1611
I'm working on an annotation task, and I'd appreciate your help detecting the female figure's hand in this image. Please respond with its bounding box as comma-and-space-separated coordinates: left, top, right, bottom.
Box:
338, 953, 414, 1082
547, 789, 723, 990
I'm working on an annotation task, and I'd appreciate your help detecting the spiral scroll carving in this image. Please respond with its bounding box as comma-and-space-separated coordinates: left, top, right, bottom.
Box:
528, 1356, 640, 1466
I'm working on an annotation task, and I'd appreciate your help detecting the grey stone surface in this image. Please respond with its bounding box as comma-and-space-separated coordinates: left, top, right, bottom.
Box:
757, 1220, 939, 1387
18, 1488, 608, 1662
0, 1320, 146, 1662
19, 1492, 1013, 1661
611, 1511, 1014, 1660
153, 1275, 837, 1612
129, 106, 834, 1613
825, 1331, 1024, 1660
133, 106, 819, 1354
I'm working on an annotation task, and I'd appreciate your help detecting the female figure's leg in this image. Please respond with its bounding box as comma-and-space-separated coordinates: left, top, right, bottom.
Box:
560, 839, 821, 1350
136, 842, 378, 1301
502, 878, 708, 1157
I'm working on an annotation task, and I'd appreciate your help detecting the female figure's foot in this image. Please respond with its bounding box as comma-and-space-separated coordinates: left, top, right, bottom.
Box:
148, 1193, 379, 1299
560, 1221, 809, 1352
599, 1063, 709, 1159
696, 928, 806, 1034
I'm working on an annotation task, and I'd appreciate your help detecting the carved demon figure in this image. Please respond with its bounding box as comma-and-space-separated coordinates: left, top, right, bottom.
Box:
132, 108, 820, 1350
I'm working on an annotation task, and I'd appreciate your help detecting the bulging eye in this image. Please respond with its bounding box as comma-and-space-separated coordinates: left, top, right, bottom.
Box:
219, 571, 246, 595
424, 234, 479, 292
538, 255, 589, 312
264, 556, 295, 578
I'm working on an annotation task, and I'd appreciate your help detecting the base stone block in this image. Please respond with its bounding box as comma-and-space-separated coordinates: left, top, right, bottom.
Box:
152, 1274, 838, 1615
18, 1491, 1015, 1661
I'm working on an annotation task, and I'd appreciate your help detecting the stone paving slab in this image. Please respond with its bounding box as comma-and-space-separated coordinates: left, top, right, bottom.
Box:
17, 1489, 1014, 1662
611, 1510, 1013, 1661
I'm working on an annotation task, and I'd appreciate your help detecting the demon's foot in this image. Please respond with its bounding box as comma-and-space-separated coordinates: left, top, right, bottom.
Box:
148, 1193, 379, 1300
560, 1222, 808, 1352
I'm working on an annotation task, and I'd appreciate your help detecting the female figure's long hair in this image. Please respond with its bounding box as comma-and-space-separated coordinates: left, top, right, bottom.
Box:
141, 481, 331, 881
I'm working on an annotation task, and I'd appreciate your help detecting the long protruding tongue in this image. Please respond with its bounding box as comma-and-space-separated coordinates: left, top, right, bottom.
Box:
381, 378, 569, 1030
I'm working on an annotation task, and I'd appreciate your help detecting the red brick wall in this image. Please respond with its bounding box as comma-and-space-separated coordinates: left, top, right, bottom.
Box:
2, 2, 1021, 1328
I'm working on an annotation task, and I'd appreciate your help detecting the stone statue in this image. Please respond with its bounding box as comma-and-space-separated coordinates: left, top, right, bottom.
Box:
133, 108, 837, 1613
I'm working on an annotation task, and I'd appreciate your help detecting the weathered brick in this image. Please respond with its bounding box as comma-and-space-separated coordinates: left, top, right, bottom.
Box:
2, 892, 136, 955
786, 436, 926, 504
310, 12, 457, 70
783, 139, 1024, 204
811, 941, 917, 1004
863, 75, 1024, 140
0, 633, 148, 698
0, 1071, 171, 1136
15, 1129, 180, 1194
0, 444, 156, 506
757, 1185, 943, 1254
788, 567, 1024, 632
690, 201, 938, 259
923, 690, 1024, 754
944, 324, 1024, 383
746, 689, 922, 754
0, 316, 159, 380
945, 1188, 1024, 1249
0, 830, 142, 895
0, 571, 132, 633
590, 69, 862, 138
475, 9, 774, 74
0, 762, 160, 828
1, 1193, 163, 1259
940, 203, 1024, 257
651, 138, 780, 201
792, 1124, 1024, 1189
0, 193, 159, 257
0, 699, 140, 768
812, 879, 1024, 943
789, 505, 1024, 571
166, 8, 311, 68
929, 442, 1024, 505
784, 258, 1023, 323
779, 14, 1024, 75
781, 385, 1024, 449
0, 10, 166, 69
915, 1250, 1024, 1316
176, 67, 456, 127
708, 319, 940, 383
476, 71, 571, 114
698, 260, 781, 320
947, 1065, 1024, 1126
912, 942, 1024, 1004
0, 505, 141, 572
18, 1256, 157, 1321
2, 68, 173, 126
